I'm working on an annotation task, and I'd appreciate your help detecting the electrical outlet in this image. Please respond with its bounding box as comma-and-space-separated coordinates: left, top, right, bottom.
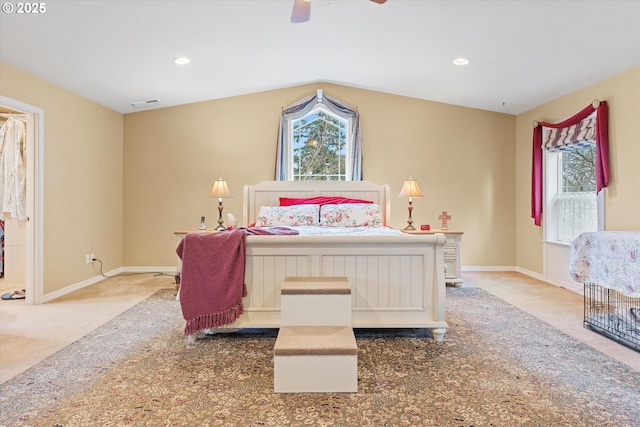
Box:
90, 253, 95, 262
85, 254, 91, 264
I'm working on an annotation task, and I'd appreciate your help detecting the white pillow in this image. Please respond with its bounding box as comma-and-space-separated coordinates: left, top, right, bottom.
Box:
320, 203, 384, 227
256, 204, 320, 227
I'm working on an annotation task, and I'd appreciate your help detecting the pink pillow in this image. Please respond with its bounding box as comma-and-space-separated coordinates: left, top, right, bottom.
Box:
280, 196, 373, 207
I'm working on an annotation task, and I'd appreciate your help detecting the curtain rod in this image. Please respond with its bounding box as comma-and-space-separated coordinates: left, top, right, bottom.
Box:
532, 99, 601, 127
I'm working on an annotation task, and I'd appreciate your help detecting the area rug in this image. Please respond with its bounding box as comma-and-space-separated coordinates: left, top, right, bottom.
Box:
1, 287, 638, 427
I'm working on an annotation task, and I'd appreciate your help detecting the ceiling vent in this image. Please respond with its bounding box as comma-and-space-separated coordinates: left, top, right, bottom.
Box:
130, 99, 160, 109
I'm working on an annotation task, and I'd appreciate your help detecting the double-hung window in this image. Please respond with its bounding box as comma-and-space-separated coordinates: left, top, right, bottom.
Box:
544, 114, 604, 244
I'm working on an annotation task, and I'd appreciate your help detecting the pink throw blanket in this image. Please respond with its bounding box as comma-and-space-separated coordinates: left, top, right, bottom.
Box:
176, 227, 299, 335
238, 226, 301, 236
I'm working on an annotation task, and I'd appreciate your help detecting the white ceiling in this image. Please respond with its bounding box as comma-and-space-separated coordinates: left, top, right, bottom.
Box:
1, 0, 639, 115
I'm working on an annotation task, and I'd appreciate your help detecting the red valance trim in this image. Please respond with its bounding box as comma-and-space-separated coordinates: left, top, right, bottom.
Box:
531, 101, 609, 226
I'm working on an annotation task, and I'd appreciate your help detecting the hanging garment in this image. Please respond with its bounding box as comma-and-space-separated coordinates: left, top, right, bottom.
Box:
0, 118, 27, 220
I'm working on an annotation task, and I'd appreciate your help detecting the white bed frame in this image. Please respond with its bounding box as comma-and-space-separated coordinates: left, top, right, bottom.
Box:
193, 180, 447, 342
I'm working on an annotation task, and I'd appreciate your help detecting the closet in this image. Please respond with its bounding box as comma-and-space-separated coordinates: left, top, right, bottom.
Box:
0, 106, 28, 297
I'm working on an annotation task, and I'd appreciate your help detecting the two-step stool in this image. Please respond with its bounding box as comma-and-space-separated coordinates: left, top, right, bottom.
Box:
274, 277, 358, 393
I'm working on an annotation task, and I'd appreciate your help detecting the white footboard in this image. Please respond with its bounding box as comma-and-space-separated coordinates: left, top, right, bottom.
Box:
228, 234, 447, 335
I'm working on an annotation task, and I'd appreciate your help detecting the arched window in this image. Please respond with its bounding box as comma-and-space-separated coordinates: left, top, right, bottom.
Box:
276, 90, 362, 181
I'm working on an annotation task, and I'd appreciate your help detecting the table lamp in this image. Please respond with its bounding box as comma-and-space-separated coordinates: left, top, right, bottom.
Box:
209, 176, 233, 230
398, 176, 423, 231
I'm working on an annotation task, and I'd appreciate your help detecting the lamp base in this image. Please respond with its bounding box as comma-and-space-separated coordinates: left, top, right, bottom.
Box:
215, 201, 226, 231
404, 201, 416, 231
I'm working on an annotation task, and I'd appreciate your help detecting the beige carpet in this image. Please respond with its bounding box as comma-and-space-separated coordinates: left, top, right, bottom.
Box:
1, 285, 638, 426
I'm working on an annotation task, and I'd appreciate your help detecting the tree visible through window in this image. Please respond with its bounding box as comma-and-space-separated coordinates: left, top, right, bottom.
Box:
291, 108, 348, 181
562, 145, 596, 192
276, 90, 362, 181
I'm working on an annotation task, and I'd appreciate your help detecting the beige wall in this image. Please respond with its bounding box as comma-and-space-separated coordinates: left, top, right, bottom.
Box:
5, 58, 635, 291
124, 83, 516, 268
515, 66, 640, 274
0, 61, 124, 294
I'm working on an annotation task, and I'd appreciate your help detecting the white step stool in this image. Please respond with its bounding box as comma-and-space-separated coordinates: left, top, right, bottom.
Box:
274, 277, 357, 393
274, 326, 357, 393
280, 276, 352, 326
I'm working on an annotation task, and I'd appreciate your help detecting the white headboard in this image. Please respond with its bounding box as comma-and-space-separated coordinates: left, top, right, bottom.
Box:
242, 181, 391, 226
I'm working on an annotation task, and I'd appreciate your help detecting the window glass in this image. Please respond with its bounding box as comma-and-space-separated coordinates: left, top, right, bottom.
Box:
291, 108, 348, 181
548, 144, 600, 243
561, 145, 596, 192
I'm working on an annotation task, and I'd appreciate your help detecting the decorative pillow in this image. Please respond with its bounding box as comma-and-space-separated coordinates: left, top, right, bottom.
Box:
320, 203, 383, 227
280, 196, 373, 207
256, 204, 320, 227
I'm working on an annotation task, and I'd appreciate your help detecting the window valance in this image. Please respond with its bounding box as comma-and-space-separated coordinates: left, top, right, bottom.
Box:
531, 100, 609, 226
543, 113, 596, 152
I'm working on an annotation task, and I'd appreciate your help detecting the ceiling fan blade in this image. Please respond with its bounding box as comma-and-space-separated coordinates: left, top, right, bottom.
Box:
291, 0, 311, 24
370, 0, 387, 4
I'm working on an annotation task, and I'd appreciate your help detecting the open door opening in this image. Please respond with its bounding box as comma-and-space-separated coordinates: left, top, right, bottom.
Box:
0, 96, 44, 305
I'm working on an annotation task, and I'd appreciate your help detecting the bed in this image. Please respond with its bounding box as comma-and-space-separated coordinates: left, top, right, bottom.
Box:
181, 180, 448, 343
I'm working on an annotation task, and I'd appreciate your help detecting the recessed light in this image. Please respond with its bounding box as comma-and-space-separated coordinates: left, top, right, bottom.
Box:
174, 57, 191, 65
453, 58, 469, 66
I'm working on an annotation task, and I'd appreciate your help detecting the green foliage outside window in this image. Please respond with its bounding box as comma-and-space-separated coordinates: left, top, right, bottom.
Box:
292, 110, 347, 181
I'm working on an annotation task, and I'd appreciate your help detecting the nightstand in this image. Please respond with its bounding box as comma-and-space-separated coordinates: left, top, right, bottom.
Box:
402, 229, 464, 285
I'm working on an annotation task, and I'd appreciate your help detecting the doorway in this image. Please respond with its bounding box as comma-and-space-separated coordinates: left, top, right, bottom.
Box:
0, 96, 44, 305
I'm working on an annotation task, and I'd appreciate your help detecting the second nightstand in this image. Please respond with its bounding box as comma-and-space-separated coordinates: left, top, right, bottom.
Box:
402, 229, 463, 285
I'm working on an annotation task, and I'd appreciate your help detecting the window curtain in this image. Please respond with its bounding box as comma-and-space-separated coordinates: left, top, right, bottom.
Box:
275, 91, 362, 181
531, 101, 609, 226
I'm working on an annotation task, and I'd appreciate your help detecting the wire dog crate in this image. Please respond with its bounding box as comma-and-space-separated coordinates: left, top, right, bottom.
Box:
584, 283, 639, 352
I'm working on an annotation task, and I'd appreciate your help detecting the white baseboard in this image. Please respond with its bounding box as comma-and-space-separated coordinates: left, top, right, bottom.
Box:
512, 266, 582, 293
41, 266, 178, 303
462, 266, 515, 272
44, 264, 584, 304
42, 266, 124, 303
462, 265, 582, 294
120, 266, 177, 274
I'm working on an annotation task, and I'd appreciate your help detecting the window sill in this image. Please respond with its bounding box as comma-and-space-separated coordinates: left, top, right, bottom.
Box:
542, 240, 572, 247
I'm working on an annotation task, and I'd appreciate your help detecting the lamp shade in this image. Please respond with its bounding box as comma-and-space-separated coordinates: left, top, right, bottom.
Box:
209, 176, 233, 199
398, 177, 423, 198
